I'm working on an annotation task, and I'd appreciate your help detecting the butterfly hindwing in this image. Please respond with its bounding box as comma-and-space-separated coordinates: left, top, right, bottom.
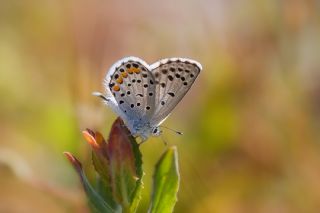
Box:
149, 58, 202, 126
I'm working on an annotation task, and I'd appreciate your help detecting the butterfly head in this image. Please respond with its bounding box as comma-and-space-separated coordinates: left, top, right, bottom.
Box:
129, 124, 161, 142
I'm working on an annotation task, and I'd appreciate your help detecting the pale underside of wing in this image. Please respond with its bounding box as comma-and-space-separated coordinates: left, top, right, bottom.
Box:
104, 57, 156, 125
149, 58, 202, 126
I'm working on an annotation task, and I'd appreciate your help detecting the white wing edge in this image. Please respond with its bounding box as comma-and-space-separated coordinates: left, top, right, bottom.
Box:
102, 56, 152, 107
104, 56, 151, 82
149, 57, 203, 71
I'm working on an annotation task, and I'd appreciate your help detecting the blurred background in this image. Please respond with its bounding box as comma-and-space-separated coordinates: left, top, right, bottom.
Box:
1, 0, 320, 212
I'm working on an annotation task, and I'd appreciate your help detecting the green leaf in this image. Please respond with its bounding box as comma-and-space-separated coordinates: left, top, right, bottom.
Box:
148, 146, 180, 213
64, 152, 116, 213
82, 119, 144, 213
95, 175, 120, 211
82, 129, 118, 209
107, 117, 144, 212
92, 151, 110, 183
129, 138, 144, 213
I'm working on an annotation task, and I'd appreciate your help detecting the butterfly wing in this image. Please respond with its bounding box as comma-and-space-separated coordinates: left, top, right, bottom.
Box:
149, 58, 202, 126
103, 57, 156, 128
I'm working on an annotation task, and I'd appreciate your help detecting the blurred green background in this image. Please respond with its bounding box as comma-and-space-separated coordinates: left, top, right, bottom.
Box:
1, 0, 320, 212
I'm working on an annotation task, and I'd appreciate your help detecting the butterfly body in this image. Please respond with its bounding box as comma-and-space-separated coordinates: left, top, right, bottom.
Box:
97, 56, 202, 141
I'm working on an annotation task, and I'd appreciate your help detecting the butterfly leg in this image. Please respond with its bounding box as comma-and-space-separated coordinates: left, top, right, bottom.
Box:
136, 135, 148, 145
160, 134, 168, 146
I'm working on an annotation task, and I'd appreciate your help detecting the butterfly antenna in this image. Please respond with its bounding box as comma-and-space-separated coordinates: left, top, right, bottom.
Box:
160, 126, 183, 135
92, 92, 109, 102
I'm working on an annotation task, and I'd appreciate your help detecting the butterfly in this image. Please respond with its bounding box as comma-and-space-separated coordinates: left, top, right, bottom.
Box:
94, 56, 202, 141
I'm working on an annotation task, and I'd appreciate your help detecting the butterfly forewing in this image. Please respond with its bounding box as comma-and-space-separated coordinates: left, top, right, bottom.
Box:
106, 59, 156, 121
150, 58, 201, 126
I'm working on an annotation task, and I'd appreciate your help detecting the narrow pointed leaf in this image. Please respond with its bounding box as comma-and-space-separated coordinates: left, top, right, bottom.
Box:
148, 146, 180, 213
64, 152, 115, 213
92, 151, 109, 181
82, 129, 117, 207
83, 129, 110, 182
95, 174, 119, 210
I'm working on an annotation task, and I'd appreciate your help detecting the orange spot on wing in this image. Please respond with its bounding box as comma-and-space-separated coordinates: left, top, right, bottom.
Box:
133, 68, 141, 74
127, 68, 134, 74
116, 77, 123, 84
121, 72, 128, 78
127, 67, 140, 74
113, 85, 120, 91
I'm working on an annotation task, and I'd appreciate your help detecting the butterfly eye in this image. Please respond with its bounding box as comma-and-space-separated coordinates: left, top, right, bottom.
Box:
152, 127, 162, 136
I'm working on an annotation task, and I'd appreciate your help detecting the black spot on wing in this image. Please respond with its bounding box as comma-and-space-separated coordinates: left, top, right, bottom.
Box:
168, 92, 175, 97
